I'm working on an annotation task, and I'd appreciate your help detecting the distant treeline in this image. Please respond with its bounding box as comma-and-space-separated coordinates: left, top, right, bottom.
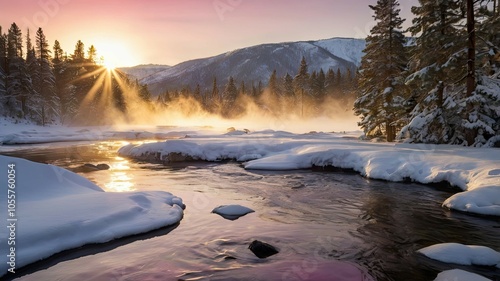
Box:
156, 57, 359, 119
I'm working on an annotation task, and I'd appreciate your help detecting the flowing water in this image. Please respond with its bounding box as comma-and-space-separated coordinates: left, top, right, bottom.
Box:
1, 141, 500, 281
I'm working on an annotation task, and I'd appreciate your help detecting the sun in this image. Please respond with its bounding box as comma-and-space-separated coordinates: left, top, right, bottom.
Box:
103, 59, 117, 71
93, 39, 138, 69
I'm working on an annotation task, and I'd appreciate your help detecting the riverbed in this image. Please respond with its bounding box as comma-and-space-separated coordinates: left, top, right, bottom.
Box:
2, 141, 500, 281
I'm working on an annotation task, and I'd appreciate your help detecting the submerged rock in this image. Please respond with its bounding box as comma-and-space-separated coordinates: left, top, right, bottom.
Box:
96, 163, 110, 170
212, 204, 255, 220
248, 240, 279, 259
73, 163, 110, 173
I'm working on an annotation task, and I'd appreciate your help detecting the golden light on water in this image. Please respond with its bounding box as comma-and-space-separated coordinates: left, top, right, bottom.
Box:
103, 157, 135, 192
105, 171, 135, 192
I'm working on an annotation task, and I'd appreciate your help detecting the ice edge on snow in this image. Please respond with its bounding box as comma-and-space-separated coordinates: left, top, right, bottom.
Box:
117, 131, 500, 217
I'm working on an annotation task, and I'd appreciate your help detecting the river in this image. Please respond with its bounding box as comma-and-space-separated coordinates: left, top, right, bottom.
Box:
2, 141, 499, 281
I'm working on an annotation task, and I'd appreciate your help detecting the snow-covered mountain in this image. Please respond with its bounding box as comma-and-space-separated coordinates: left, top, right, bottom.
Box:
118, 64, 171, 80
140, 38, 365, 95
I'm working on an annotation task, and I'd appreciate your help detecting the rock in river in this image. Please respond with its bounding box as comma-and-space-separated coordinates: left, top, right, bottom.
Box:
248, 240, 279, 259
211, 204, 255, 220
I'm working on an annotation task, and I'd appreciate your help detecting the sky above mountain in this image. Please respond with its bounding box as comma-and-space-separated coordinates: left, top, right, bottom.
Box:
2, 0, 418, 67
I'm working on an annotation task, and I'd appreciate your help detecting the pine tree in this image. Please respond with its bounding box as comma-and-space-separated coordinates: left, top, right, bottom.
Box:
268, 69, 280, 97
354, 0, 408, 141
52, 40, 77, 124
36, 28, 58, 125
0, 27, 6, 114
72, 40, 85, 62
221, 76, 238, 117
210, 77, 219, 112
460, 0, 500, 146
402, 0, 467, 144
6, 23, 33, 117
87, 45, 97, 64
53, 40, 63, 64
282, 73, 294, 113
316, 68, 326, 102
293, 56, 310, 117
325, 68, 336, 98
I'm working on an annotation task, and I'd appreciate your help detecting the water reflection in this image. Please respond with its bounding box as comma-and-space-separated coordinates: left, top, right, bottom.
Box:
105, 171, 135, 192
92, 156, 135, 192
3, 143, 500, 281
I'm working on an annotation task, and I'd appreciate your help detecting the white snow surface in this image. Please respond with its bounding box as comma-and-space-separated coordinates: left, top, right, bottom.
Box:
0, 155, 184, 276
118, 130, 500, 216
434, 269, 492, 281
418, 243, 500, 268
212, 205, 255, 216
0, 118, 217, 145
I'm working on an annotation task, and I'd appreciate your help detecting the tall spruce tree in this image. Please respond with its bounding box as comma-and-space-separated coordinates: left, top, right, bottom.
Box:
401, 0, 466, 144
7, 23, 33, 117
293, 56, 309, 117
460, 0, 500, 146
221, 76, 238, 117
354, 0, 408, 141
0, 26, 7, 113
36, 28, 58, 125
26, 30, 42, 121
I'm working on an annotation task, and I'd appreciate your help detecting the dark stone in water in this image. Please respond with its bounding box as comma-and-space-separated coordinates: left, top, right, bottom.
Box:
96, 164, 110, 170
249, 240, 279, 259
74, 163, 110, 173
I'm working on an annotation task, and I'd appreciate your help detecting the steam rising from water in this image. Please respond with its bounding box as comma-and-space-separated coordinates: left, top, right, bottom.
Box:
123, 92, 360, 133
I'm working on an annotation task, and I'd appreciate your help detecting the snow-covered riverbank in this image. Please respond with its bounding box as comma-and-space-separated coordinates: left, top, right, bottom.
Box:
117, 130, 500, 217
0, 155, 184, 277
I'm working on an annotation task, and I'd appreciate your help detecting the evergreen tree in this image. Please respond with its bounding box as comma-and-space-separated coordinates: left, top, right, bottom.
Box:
35, 28, 58, 125
281, 73, 294, 114
53, 40, 63, 64
221, 76, 238, 117
316, 68, 326, 101
239, 80, 247, 96
0, 27, 6, 113
52, 40, 77, 124
268, 69, 280, 97
354, 0, 408, 141
325, 68, 336, 98
72, 40, 85, 62
6, 23, 33, 117
0, 26, 6, 71
460, 0, 500, 146
402, 0, 467, 144
293, 56, 310, 117
87, 45, 97, 64
210, 77, 219, 112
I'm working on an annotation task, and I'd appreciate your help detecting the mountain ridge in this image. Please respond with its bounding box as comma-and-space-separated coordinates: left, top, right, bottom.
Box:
122, 37, 366, 95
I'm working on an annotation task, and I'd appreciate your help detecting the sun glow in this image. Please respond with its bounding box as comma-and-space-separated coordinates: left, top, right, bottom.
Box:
94, 39, 138, 68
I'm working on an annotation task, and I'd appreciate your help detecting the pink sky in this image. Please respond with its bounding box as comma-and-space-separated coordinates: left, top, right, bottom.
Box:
1, 0, 418, 67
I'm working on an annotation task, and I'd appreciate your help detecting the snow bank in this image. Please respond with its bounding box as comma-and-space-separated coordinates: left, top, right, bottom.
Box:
0, 118, 218, 144
0, 155, 184, 276
212, 205, 255, 220
434, 269, 492, 281
418, 243, 500, 268
118, 130, 500, 216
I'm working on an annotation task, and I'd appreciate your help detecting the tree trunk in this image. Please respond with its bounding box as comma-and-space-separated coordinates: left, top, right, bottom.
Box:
386, 123, 395, 142
466, 0, 475, 97
466, 0, 476, 145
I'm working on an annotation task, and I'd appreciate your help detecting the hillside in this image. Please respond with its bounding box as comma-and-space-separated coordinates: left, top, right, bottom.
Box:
139, 38, 365, 95
118, 64, 171, 80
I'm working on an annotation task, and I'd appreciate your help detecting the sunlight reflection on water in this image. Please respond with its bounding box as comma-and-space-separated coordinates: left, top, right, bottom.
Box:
103, 157, 135, 192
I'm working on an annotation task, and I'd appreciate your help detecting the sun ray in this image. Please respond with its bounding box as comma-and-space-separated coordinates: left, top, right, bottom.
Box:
79, 70, 107, 108
71, 67, 106, 83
